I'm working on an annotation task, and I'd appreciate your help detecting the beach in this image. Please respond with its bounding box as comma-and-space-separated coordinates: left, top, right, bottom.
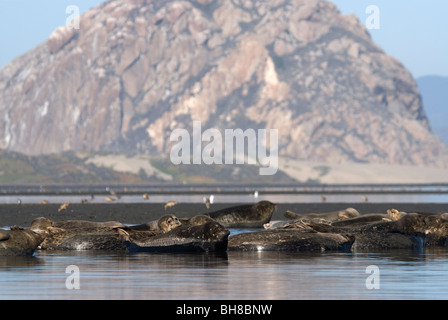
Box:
1, 202, 447, 227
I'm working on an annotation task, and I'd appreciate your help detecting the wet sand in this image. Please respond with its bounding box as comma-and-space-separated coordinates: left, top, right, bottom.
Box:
0, 202, 447, 227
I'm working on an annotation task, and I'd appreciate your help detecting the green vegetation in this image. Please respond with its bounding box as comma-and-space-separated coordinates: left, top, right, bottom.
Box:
0, 151, 146, 185
0, 151, 301, 185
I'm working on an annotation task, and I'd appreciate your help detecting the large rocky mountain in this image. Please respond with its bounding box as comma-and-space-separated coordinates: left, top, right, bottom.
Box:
1, 0, 447, 167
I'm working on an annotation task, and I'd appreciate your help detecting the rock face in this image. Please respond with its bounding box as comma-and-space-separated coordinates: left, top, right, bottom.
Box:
0, 0, 447, 167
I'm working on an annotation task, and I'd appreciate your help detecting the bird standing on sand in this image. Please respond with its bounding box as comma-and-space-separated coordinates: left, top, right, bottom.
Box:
58, 202, 70, 212
164, 201, 179, 211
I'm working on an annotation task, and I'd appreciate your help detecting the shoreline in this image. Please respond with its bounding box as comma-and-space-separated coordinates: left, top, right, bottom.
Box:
1, 202, 447, 227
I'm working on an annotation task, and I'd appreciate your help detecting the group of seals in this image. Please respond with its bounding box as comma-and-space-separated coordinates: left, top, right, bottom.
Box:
228, 208, 448, 252
3, 201, 447, 255
0, 201, 275, 256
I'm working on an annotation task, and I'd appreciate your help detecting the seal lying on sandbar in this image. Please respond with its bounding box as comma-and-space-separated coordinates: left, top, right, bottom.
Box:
284, 208, 360, 222
118, 221, 230, 253
331, 211, 403, 227
264, 218, 331, 230
228, 229, 353, 252
0, 217, 52, 256
127, 214, 182, 232
206, 201, 277, 228
39, 226, 128, 251
180, 215, 216, 226
53, 220, 126, 229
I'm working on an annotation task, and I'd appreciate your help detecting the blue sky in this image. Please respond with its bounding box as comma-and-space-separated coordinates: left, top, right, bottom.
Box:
0, 0, 446, 78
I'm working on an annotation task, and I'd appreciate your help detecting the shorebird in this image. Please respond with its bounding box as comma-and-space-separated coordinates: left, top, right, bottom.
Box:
105, 195, 120, 202
204, 198, 211, 209
58, 202, 70, 212
164, 201, 179, 211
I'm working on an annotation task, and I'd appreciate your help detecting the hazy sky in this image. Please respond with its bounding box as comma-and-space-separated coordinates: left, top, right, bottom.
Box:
0, 0, 446, 78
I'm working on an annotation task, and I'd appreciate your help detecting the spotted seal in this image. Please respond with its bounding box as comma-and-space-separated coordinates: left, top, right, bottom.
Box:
0, 217, 52, 256
118, 221, 230, 253
206, 201, 277, 228
180, 215, 216, 226
228, 229, 354, 252
284, 208, 360, 222
330, 211, 402, 227
264, 218, 331, 230
39, 226, 127, 251
127, 214, 181, 232
53, 220, 126, 229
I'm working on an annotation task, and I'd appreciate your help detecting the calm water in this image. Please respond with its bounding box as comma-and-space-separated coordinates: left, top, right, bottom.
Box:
1, 231, 448, 300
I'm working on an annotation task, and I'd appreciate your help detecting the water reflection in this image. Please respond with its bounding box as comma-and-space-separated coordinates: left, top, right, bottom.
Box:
2, 247, 448, 300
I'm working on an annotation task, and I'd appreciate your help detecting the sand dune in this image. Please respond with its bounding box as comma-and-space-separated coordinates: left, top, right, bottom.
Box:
279, 158, 448, 184
85, 154, 172, 181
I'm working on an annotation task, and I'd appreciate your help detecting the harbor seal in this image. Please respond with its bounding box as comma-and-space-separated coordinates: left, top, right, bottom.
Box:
264, 218, 331, 230
206, 201, 277, 228
39, 226, 127, 251
284, 208, 360, 222
0, 217, 52, 256
331, 213, 397, 228
53, 220, 126, 229
118, 221, 230, 253
127, 214, 182, 232
228, 229, 353, 252
180, 215, 216, 226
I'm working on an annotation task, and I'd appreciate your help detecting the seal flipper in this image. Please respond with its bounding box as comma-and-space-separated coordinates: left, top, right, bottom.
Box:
116, 228, 132, 242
